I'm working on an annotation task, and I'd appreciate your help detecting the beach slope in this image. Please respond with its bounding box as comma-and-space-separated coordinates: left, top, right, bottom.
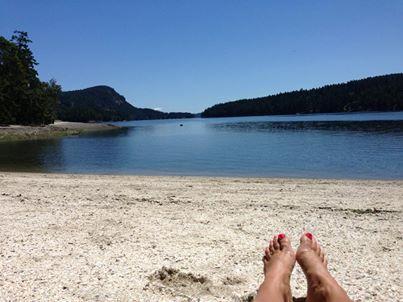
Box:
0, 173, 401, 301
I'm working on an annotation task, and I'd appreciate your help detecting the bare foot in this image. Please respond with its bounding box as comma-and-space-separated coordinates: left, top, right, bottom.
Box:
255, 234, 295, 302
296, 232, 329, 280
264, 234, 296, 279
296, 233, 352, 302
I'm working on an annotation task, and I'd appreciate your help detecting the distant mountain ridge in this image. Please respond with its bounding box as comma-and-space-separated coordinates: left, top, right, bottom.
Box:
202, 73, 403, 118
58, 86, 194, 122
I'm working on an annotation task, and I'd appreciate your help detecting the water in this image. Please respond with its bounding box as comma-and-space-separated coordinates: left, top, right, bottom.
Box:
0, 112, 402, 179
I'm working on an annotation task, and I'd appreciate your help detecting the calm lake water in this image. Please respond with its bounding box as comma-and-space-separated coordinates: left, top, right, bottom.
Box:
1, 112, 403, 179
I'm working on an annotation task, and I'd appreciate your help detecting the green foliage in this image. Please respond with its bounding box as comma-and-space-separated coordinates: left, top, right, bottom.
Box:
58, 86, 194, 122
0, 31, 61, 125
202, 74, 403, 117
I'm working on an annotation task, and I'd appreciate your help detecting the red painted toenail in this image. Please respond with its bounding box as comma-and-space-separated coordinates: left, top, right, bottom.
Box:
305, 232, 313, 240
278, 233, 286, 240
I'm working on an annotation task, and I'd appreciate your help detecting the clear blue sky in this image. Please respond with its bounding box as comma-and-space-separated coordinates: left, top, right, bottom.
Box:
1, 1, 402, 113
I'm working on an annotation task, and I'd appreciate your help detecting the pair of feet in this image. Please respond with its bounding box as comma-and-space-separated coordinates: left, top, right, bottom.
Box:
255, 233, 352, 302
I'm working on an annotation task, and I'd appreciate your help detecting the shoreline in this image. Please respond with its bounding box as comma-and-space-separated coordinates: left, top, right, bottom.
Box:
0, 121, 122, 141
0, 173, 401, 301
1, 170, 403, 182
200, 110, 403, 119
1, 169, 402, 183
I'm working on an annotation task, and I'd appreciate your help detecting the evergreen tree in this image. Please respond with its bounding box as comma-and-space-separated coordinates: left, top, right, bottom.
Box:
0, 31, 61, 125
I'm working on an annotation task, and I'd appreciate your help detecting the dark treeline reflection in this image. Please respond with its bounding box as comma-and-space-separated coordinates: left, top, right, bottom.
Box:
210, 120, 403, 134
0, 139, 64, 172
78, 126, 132, 138
0, 113, 402, 178
0, 127, 133, 173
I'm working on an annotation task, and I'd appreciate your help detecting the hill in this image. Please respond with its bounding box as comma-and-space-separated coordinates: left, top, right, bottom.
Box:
201, 74, 403, 117
58, 86, 194, 122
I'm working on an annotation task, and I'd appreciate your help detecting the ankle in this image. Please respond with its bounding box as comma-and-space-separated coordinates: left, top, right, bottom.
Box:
264, 271, 291, 289
260, 276, 292, 300
306, 271, 333, 298
256, 276, 292, 302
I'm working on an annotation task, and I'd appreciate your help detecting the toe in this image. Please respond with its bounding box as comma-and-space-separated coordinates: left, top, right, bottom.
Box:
312, 237, 320, 252
278, 234, 292, 251
273, 235, 280, 250
300, 232, 312, 245
264, 247, 271, 259
319, 247, 325, 261
269, 239, 275, 254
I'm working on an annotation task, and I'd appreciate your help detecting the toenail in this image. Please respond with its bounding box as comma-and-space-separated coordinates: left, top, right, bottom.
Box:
305, 232, 313, 240
278, 233, 286, 240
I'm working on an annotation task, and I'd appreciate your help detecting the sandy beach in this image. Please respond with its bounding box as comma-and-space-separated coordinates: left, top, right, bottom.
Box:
0, 173, 401, 301
0, 121, 121, 141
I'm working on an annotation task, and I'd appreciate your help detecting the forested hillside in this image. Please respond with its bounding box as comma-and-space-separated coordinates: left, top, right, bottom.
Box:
59, 86, 194, 122
0, 31, 193, 125
202, 74, 403, 117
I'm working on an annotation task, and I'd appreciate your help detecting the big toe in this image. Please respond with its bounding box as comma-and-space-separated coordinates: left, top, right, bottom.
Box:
278, 234, 292, 251
298, 232, 315, 249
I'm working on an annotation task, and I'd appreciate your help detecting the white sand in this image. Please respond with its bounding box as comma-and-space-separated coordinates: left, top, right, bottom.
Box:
0, 173, 401, 301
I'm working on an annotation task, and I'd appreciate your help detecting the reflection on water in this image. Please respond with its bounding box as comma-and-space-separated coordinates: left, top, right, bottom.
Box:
210, 120, 403, 134
79, 127, 131, 138
0, 139, 64, 172
0, 112, 402, 179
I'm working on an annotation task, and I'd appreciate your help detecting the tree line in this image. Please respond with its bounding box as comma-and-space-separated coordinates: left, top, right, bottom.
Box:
2, 31, 401, 124
202, 74, 403, 117
0, 31, 61, 125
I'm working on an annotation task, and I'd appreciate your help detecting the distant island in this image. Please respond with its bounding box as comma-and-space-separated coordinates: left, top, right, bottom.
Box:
59, 86, 194, 122
202, 74, 403, 118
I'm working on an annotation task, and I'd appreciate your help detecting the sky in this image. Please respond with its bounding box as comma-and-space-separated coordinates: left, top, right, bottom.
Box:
1, 1, 402, 113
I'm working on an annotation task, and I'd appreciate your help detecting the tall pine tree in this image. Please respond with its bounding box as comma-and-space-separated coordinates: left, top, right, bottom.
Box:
0, 31, 61, 125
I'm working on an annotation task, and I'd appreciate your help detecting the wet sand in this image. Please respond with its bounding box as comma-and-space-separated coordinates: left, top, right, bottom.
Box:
0, 173, 401, 301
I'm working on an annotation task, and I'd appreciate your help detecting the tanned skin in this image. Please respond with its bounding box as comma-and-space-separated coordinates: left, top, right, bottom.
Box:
255, 233, 352, 302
